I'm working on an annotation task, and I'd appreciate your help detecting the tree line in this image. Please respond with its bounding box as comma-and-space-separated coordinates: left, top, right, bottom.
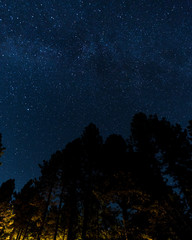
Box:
1, 112, 192, 239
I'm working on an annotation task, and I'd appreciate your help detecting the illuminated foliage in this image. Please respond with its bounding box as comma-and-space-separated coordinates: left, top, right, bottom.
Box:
0, 179, 15, 239
0, 203, 15, 239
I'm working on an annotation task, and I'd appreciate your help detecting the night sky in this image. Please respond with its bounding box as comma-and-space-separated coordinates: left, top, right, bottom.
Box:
0, 0, 192, 191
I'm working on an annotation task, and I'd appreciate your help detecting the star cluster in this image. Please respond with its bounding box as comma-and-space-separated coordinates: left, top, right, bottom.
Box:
0, 0, 192, 190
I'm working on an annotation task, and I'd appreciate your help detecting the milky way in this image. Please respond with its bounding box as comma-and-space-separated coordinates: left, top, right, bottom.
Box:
0, 0, 192, 190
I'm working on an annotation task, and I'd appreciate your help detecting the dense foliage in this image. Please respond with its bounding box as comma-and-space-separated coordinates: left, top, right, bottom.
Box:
1, 113, 192, 239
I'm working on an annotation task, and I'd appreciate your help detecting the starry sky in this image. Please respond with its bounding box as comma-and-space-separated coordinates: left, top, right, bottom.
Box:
0, 0, 192, 191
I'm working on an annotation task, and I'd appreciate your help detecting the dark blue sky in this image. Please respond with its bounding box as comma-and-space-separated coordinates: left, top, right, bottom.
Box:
0, 0, 192, 191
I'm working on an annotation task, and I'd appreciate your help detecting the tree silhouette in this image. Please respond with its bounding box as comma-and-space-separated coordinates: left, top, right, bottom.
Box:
129, 112, 192, 239
80, 123, 103, 240
61, 138, 82, 240
12, 179, 42, 240
2, 113, 192, 239
36, 151, 61, 240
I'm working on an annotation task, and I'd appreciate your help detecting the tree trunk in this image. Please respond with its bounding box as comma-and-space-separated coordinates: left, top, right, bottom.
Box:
67, 202, 77, 240
122, 211, 129, 240
81, 197, 89, 240
9, 228, 15, 240
62, 228, 67, 240
120, 201, 129, 240
15, 229, 20, 240
21, 224, 29, 240
54, 184, 65, 240
16, 229, 23, 240
66, 214, 72, 240
37, 185, 53, 240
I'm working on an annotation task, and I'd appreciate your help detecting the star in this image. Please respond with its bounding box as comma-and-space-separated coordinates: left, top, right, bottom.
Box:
0, 0, 192, 191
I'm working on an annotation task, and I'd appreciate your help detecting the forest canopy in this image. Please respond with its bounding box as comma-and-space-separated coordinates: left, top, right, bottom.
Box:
1, 112, 192, 240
